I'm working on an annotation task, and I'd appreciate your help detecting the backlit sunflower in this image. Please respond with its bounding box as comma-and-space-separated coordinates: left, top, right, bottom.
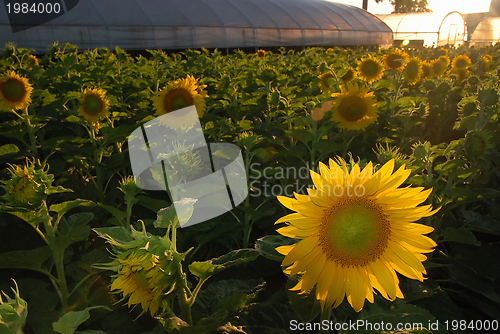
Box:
404, 57, 422, 85
430, 57, 448, 77
382, 49, 410, 71
330, 83, 379, 131
340, 68, 356, 84
0, 72, 33, 110
436, 48, 448, 57
27, 55, 38, 68
421, 61, 434, 79
110, 249, 172, 317
152, 75, 206, 119
480, 55, 492, 72
257, 49, 267, 58
318, 72, 336, 93
452, 68, 469, 85
78, 88, 109, 122
451, 55, 471, 70
275, 158, 438, 312
356, 55, 385, 84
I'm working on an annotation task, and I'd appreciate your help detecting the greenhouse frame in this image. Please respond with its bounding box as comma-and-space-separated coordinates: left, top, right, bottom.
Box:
0, 0, 393, 53
470, 16, 500, 47
376, 11, 467, 48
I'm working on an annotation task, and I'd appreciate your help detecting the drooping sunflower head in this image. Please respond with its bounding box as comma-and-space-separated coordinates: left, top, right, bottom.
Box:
318, 72, 336, 93
257, 49, 267, 58
451, 55, 471, 70
404, 57, 422, 85
275, 158, 438, 312
78, 88, 109, 122
110, 249, 171, 317
356, 55, 385, 84
330, 83, 379, 131
0, 72, 33, 110
340, 67, 356, 84
452, 68, 469, 85
152, 75, 206, 121
382, 49, 410, 71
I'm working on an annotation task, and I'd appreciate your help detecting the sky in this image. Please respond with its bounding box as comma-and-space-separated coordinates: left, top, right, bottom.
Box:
333, 0, 492, 14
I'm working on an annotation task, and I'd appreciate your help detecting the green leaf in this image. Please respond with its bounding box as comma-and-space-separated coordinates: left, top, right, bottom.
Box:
93, 226, 143, 249
97, 203, 127, 226
188, 262, 225, 280
153, 198, 196, 229
286, 275, 321, 324
434, 159, 465, 175
52, 306, 110, 334
0, 246, 52, 271
50, 199, 95, 218
0, 144, 19, 156
54, 212, 93, 251
438, 227, 480, 246
284, 129, 314, 144
462, 210, 500, 236
136, 195, 170, 213
211, 248, 259, 267
255, 235, 298, 262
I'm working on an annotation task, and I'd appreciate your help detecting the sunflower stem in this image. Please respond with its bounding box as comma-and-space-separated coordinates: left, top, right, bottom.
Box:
177, 286, 193, 326
319, 307, 331, 334
22, 107, 39, 158
242, 148, 252, 249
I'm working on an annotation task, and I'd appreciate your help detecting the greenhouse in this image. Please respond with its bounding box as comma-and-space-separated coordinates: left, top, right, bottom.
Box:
376, 11, 467, 48
0, 0, 393, 53
469, 16, 500, 46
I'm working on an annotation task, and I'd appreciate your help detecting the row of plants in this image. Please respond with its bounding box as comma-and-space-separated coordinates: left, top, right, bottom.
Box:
0, 42, 499, 333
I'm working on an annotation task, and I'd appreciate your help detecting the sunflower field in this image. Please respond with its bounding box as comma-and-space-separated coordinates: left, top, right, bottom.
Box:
0, 42, 499, 334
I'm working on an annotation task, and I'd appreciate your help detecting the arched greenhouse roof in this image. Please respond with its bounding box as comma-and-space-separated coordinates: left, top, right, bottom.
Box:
376, 11, 467, 47
0, 0, 393, 53
470, 17, 500, 46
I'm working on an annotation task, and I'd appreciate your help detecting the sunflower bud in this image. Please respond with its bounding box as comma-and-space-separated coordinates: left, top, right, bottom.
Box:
1, 160, 54, 209
119, 176, 144, 204
422, 80, 436, 91
437, 81, 451, 94
467, 75, 480, 86
0, 280, 28, 334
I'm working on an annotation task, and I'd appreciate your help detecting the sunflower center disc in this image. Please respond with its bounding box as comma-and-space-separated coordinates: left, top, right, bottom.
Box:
2, 79, 25, 102
84, 96, 104, 115
339, 96, 366, 122
320, 197, 390, 267
364, 62, 377, 75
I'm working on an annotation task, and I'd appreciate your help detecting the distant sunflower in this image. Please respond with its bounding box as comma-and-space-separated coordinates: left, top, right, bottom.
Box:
453, 68, 469, 85
421, 61, 434, 79
340, 68, 356, 84
382, 49, 410, 71
356, 55, 385, 84
330, 83, 379, 131
451, 55, 471, 70
430, 57, 448, 77
318, 72, 336, 93
27, 55, 38, 68
152, 75, 206, 119
0, 72, 33, 110
436, 48, 448, 57
404, 57, 422, 85
480, 55, 492, 72
78, 88, 109, 122
257, 49, 267, 58
275, 158, 438, 312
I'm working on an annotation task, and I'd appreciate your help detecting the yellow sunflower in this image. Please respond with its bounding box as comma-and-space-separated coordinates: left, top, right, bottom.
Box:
27, 55, 39, 68
404, 57, 422, 85
257, 49, 267, 58
330, 83, 379, 131
318, 72, 336, 93
78, 88, 109, 122
451, 55, 471, 70
421, 61, 434, 79
152, 75, 206, 119
110, 250, 170, 317
382, 49, 410, 71
356, 55, 385, 84
430, 57, 448, 77
275, 158, 438, 312
0, 72, 33, 110
436, 48, 448, 57
340, 68, 356, 84
480, 55, 492, 72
